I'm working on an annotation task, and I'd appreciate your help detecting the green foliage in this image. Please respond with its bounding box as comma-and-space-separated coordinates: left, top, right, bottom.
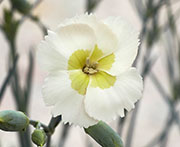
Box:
0, 110, 29, 132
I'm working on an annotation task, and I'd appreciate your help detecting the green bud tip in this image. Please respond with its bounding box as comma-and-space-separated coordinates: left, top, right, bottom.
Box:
31, 129, 47, 147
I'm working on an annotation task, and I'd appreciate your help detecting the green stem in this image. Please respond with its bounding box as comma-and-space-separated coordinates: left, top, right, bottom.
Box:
29, 120, 49, 132
46, 116, 62, 147
0, 55, 18, 103
86, 0, 101, 13
18, 127, 31, 147
145, 111, 174, 147
117, 110, 127, 136
58, 124, 70, 147
9, 37, 31, 147
0, 0, 4, 4
46, 135, 51, 147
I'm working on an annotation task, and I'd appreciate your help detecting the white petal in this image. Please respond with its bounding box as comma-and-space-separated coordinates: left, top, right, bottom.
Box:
103, 17, 139, 75
118, 109, 125, 117
37, 23, 97, 72
37, 33, 68, 72
56, 23, 97, 58
58, 14, 119, 55
84, 68, 143, 122
42, 71, 97, 128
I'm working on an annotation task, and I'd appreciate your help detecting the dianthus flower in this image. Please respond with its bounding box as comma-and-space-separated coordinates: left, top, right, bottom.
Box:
37, 14, 143, 128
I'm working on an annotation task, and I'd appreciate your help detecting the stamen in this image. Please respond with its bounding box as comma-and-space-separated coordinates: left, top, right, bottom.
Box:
83, 59, 98, 75
86, 57, 90, 66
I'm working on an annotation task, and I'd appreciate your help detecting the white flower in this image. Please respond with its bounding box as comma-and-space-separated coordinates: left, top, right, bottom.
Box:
37, 14, 143, 128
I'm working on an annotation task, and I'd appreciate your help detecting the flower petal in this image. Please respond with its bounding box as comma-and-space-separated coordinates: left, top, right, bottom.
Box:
90, 71, 116, 89
68, 49, 90, 70
37, 23, 97, 72
97, 53, 115, 71
58, 14, 119, 55
89, 45, 104, 62
42, 71, 97, 127
69, 70, 90, 95
37, 34, 68, 72
103, 17, 139, 75
56, 23, 97, 58
84, 68, 143, 122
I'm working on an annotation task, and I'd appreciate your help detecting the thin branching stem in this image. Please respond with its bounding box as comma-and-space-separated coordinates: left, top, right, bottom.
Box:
145, 111, 174, 147
0, 55, 18, 103
118, 22, 147, 136
125, 47, 155, 147
19, 0, 47, 35
150, 72, 180, 130
58, 124, 70, 147
86, 0, 101, 13
46, 116, 62, 147
29, 120, 49, 132
0, 0, 3, 4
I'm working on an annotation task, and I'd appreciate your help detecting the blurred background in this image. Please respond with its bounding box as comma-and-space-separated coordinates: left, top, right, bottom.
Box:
0, 0, 180, 147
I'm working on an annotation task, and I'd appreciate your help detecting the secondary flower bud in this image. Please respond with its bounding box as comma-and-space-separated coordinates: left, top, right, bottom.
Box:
31, 129, 47, 147
0, 110, 29, 131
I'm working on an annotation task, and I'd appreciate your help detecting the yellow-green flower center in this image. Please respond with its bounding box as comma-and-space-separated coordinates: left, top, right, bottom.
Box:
68, 45, 116, 95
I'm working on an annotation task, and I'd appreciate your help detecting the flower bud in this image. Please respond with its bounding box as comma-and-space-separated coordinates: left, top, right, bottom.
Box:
31, 129, 47, 147
10, 0, 31, 14
0, 110, 29, 131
